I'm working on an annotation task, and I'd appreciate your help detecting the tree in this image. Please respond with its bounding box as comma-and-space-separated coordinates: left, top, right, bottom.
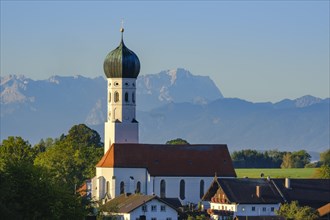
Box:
281, 153, 293, 168
0, 161, 85, 219
292, 150, 311, 168
276, 201, 319, 220
320, 149, 330, 166
35, 124, 103, 186
231, 149, 285, 168
0, 136, 35, 170
281, 150, 311, 168
166, 138, 190, 145
316, 164, 330, 179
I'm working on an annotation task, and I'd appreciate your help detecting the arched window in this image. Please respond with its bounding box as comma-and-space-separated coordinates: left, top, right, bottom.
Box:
160, 179, 166, 198
200, 180, 205, 199
132, 92, 135, 103
125, 92, 129, 102
114, 91, 119, 103
109, 92, 111, 102
136, 181, 141, 193
120, 181, 125, 194
106, 181, 110, 194
180, 179, 185, 200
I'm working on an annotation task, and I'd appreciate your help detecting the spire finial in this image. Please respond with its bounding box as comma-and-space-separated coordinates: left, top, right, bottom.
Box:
120, 19, 124, 42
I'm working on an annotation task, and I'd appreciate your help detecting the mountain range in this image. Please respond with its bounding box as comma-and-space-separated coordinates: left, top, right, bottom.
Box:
1, 68, 329, 153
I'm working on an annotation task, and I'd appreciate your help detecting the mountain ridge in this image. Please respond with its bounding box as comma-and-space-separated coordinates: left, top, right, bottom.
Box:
1, 69, 329, 152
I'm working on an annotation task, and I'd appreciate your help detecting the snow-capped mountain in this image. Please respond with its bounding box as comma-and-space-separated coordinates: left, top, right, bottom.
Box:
1, 69, 329, 152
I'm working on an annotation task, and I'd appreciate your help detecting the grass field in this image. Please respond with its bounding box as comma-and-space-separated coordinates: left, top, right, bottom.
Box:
235, 168, 318, 178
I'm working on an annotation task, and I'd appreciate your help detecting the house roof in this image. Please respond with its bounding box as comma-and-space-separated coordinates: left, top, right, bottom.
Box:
96, 143, 236, 177
202, 178, 284, 204
102, 194, 179, 213
272, 179, 330, 209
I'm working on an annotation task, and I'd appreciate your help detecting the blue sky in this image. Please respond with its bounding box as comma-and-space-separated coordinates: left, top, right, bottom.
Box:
1, 1, 329, 102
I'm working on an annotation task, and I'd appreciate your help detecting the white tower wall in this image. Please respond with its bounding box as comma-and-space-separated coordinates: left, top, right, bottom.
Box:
104, 78, 139, 153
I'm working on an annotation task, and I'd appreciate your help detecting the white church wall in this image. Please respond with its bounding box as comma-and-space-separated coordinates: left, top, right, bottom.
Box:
114, 122, 139, 144
114, 168, 148, 195
153, 176, 214, 205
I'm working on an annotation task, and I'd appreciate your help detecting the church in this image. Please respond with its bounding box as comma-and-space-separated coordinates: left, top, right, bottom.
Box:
91, 27, 236, 205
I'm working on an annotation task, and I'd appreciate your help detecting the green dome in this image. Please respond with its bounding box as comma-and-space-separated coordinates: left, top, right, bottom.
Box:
103, 34, 140, 79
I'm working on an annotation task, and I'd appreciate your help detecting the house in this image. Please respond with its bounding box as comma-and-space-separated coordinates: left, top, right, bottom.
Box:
202, 177, 284, 219
92, 26, 237, 205
100, 193, 180, 220
202, 177, 330, 220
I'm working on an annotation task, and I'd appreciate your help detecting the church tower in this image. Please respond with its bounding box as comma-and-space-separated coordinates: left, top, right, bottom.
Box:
103, 27, 140, 154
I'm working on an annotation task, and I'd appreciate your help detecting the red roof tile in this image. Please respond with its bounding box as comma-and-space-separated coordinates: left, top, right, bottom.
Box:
96, 143, 236, 177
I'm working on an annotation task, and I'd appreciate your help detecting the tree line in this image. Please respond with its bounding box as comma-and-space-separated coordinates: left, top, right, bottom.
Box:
231, 148, 330, 171
0, 124, 103, 219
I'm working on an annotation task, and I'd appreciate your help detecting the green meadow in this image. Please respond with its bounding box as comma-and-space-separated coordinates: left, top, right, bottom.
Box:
235, 168, 318, 178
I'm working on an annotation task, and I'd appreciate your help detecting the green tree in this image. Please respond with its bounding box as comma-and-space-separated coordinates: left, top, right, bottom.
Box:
320, 149, 330, 166
316, 164, 330, 179
35, 124, 103, 186
292, 150, 311, 168
276, 201, 319, 220
281, 153, 293, 168
166, 138, 190, 145
0, 136, 35, 170
0, 160, 85, 219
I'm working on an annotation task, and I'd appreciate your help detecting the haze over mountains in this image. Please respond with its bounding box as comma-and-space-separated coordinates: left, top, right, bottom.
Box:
1, 68, 329, 152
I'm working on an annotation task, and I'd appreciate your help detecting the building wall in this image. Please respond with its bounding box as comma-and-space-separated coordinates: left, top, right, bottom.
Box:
152, 176, 214, 205
94, 167, 235, 205
210, 202, 280, 218
129, 199, 178, 220
104, 78, 138, 153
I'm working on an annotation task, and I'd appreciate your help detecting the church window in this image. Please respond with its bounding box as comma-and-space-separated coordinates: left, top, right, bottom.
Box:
120, 181, 125, 194
106, 181, 110, 193
179, 179, 185, 200
136, 181, 141, 193
160, 179, 166, 198
132, 92, 135, 103
125, 92, 129, 102
114, 92, 119, 103
109, 92, 111, 102
200, 180, 205, 199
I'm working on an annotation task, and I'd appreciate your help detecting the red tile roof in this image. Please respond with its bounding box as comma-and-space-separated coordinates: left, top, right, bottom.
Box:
96, 143, 236, 177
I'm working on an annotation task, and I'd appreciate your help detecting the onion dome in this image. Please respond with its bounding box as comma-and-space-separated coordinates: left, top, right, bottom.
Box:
103, 28, 140, 78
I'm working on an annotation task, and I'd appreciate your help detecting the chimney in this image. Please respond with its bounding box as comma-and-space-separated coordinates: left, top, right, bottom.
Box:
285, 178, 290, 189
256, 185, 262, 198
